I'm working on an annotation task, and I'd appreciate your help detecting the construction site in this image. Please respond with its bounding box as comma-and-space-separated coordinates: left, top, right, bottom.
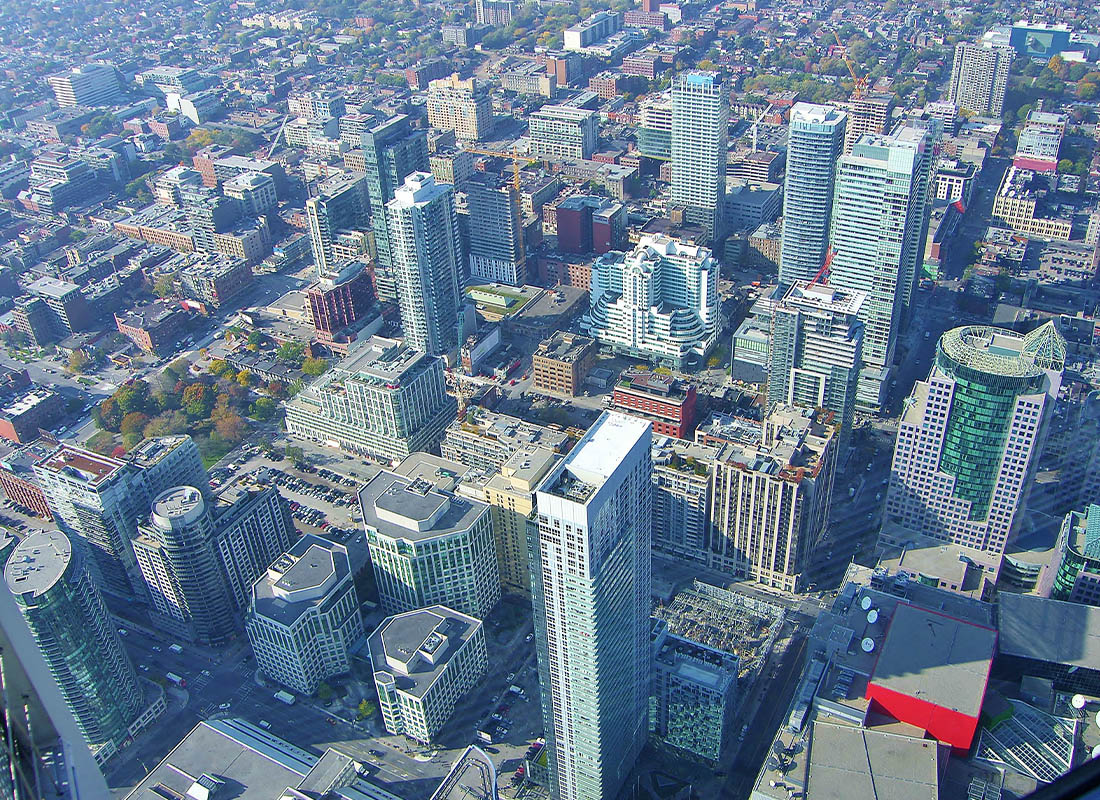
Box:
651, 579, 787, 683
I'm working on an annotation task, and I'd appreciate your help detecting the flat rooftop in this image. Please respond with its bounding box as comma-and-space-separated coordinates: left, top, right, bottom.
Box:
251, 535, 349, 626
36, 445, 124, 487
997, 592, 1100, 670
27, 275, 79, 299
540, 411, 649, 506
359, 470, 489, 544
430, 746, 498, 800
0, 388, 57, 418
535, 331, 596, 363
5, 530, 73, 598
367, 605, 481, 700
333, 336, 428, 383
805, 720, 944, 800
871, 603, 996, 718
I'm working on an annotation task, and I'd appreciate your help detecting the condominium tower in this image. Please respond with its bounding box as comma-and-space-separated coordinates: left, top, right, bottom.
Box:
305, 171, 370, 275
827, 125, 931, 410
670, 72, 729, 242
947, 35, 1014, 117
4, 531, 143, 758
528, 105, 599, 161
466, 171, 526, 286
386, 172, 464, 358
767, 281, 865, 436
585, 234, 719, 368
426, 75, 493, 142
532, 411, 652, 800
883, 323, 1065, 586
778, 103, 846, 285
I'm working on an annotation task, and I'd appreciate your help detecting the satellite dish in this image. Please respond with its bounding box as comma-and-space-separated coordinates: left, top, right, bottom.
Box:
867, 609, 879, 624
861, 637, 875, 653
1072, 694, 1086, 709
1095, 711, 1100, 731
1093, 744, 1100, 760
861, 596, 872, 611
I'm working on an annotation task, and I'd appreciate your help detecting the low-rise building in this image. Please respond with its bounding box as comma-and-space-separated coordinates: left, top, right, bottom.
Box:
178, 252, 253, 308
993, 166, 1074, 242
441, 408, 568, 473
0, 388, 64, 444
612, 371, 697, 439
114, 301, 188, 355
368, 605, 488, 743
360, 469, 500, 618
532, 331, 597, 397
0, 440, 53, 517
246, 535, 363, 696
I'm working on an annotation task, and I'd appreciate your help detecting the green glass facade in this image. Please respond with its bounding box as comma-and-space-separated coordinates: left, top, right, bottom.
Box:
935, 345, 1046, 522
1051, 505, 1100, 603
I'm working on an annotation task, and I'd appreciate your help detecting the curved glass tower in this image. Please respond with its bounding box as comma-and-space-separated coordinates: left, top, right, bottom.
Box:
5, 530, 142, 754
884, 323, 1066, 586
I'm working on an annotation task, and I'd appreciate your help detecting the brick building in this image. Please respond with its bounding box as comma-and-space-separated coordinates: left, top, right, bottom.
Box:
532, 331, 597, 397
611, 371, 697, 438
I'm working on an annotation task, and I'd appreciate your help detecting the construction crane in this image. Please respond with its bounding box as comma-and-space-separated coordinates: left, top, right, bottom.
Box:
832, 31, 868, 100
463, 146, 540, 268
808, 248, 836, 287
268, 114, 291, 160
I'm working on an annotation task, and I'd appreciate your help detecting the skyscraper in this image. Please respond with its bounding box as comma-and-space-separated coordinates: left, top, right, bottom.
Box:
4, 531, 143, 759
947, 34, 1014, 117
827, 125, 931, 410
133, 485, 237, 645
709, 406, 837, 592
466, 171, 525, 286
532, 411, 652, 800
584, 234, 719, 368
670, 72, 729, 242
305, 172, 370, 276
768, 281, 865, 436
840, 94, 894, 155
34, 437, 208, 598
778, 103, 846, 285
883, 323, 1065, 586
426, 75, 494, 142
386, 172, 464, 358
361, 115, 430, 301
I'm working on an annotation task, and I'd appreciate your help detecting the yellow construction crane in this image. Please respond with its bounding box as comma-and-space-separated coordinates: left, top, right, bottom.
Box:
833, 30, 868, 100
463, 146, 540, 267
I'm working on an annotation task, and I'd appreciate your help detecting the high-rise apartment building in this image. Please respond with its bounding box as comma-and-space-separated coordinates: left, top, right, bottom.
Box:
670, 72, 729, 242
532, 412, 652, 800
767, 282, 865, 436
47, 64, 122, 107
288, 89, 346, 120
778, 103, 846, 286
651, 439, 715, 565
361, 115, 430, 301
482, 445, 559, 596
133, 486, 237, 645
883, 323, 1065, 585
285, 336, 456, 461
585, 234, 719, 368
360, 469, 500, 618
637, 92, 672, 161
223, 172, 278, 217
709, 406, 838, 592
210, 481, 298, 612
841, 94, 895, 155
386, 172, 464, 358
529, 105, 599, 161
426, 75, 493, 142
246, 535, 363, 695
947, 35, 1014, 117
828, 126, 931, 410
306, 171, 370, 276
466, 171, 526, 286
4, 531, 143, 758
475, 0, 517, 25
34, 437, 207, 598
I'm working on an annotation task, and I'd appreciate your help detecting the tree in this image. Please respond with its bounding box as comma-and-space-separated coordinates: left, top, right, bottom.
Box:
208, 359, 231, 377
285, 445, 306, 466
115, 380, 151, 415
95, 397, 122, 432
215, 412, 246, 442
316, 682, 335, 701
120, 412, 150, 437
301, 357, 327, 376
247, 331, 266, 346
143, 411, 188, 438
250, 397, 277, 421
277, 341, 305, 364
183, 384, 214, 419
236, 369, 253, 387
68, 350, 91, 373
356, 700, 377, 720
267, 381, 286, 398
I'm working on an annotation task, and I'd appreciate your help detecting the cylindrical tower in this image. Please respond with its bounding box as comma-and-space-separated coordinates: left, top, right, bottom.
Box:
140, 486, 235, 645
4, 530, 141, 752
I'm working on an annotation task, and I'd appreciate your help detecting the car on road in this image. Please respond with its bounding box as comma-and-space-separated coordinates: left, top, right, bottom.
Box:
369, 749, 384, 757
258, 720, 270, 729
507, 672, 515, 681
525, 633, 534, 642
218, 703, 231, 710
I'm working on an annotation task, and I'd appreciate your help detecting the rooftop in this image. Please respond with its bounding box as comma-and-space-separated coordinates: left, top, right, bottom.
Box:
150, 485, 205, 528
5, 530, 72, 598
330, 336, 430, 384
251, 535, 350, 626
541, 411, 650, 506
447, 409, 569, 453
535, 331, 596, 364
429, 746, 498, 800
871, 603, 996, 718
938, 322, 1066, 378
805, 721, 945, 800
36, 445, 124, 487
997, 593, 1100, 670
711, 406, 836, 484
360, 470, 489, 544
27, 275, 80, 299
367, 605, 481, 700
0, 388, 58, 419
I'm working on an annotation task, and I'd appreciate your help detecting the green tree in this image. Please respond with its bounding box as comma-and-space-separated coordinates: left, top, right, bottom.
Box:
301, 357, 327, 376
115, 380, 151, 415
208, 359, 231, 377
356, 700, 377, 720
247, 330, 266, 346
183, 384, 214, 419
250, 397, 277, 420
285, 445, 306, 466
317, 682, 334, 701
68, 349, 91, 373
277, 341, 305, 364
